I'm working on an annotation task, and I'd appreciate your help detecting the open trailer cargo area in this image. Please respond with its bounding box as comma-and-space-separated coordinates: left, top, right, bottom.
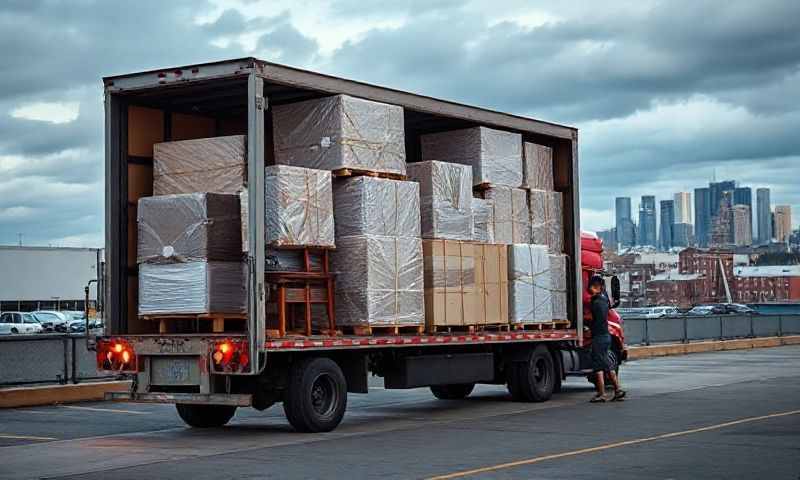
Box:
99, 58, 604, 433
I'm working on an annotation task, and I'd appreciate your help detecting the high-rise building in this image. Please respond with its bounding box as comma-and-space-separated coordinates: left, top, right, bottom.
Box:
597, 228, 617, 249
638, 195, 657, 247
659, 200, 675, 251
710, 180, 736, 218
694, 187, 711, 247
734, 187, 752, 209
615, 197, 635, 247
774, 205, 793, 243
711, 191, 733, 247
756, 188, 772, 244
732, 205, 752, 246
674, 192, 692, 224
672, 223, 693, 247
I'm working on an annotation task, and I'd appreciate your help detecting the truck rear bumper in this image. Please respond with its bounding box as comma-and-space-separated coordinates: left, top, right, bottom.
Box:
105, 391, 252, 407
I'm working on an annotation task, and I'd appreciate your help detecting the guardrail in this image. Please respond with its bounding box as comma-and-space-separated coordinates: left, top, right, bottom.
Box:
622, 314, 800, 346
0, 334, 119, 387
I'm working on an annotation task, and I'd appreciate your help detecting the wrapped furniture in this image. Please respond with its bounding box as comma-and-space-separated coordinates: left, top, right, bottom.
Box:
482, 186, 530, 244
407, 161, 473, 240
333, 177, 420, 237
471, 198, 495, 243
265, 165, 335, 247
153, 135, 246, 195
138, 261, 247, 315
420, 127, 522, 187
522, 142, 554, 190
272, 94, 406, 175
508, 244, 552, 324
549, 254, 568, 321
529, 189, 564, 253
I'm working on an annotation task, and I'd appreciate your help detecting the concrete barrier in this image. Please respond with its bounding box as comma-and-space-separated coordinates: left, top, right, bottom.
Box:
0, 381, 131, 408
628, 335, 800, 360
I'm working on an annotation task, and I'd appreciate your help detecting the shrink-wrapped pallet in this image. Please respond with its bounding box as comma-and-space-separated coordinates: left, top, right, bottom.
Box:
153, 135, 247, 195
471, 198, 495, 243
529, 189, 564, 253
407, 161, 473, 240
508, 244, 552, 323
138, 261, 247, 315
265, 165, 335, 247
423, 240, 508, 329
137, 193, 242, 263
522, 142, 554, 190
420, 127, 522, 187
549, 254, 568, 320
482, 186, 530, 244
331, 235, 424, 327
333, 177, 420, 237
273, 94, 406, 175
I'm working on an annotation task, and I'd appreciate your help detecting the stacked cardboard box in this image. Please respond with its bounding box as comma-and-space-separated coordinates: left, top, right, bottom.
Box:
549, 254, 568, 320
522, 142, 553, 190
407, 161, 473, 241
423, 240, 508, 329
529, 189, 564, 253
471, 198, 495, 243
420, 127, 523, 187
265, 165, 335, 248
272, 94, 406, 176
508, 244, 552, 324
481, 186, 530, 244
331, 177, 424, 327
139, 262, 247, 315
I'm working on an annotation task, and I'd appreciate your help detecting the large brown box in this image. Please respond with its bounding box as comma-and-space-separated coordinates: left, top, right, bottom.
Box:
153, 135, 247, 195
423, 240, 508, 329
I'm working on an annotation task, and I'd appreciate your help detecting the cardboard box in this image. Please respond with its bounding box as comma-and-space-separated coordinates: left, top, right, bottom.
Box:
420, 127, 522, 187
549, 254, 568, 320
333, 176, 420, 237
522, 142, 554, 190
138, 261, 247, 315
471, 198, 495, 243
508, 244, 552, 324
265, 165, 335, 247
482, 186, 530, 244
153, 135, 247, 195
273, 94, 406, 175
529, 189, 564, 253
407, 161, 473, 240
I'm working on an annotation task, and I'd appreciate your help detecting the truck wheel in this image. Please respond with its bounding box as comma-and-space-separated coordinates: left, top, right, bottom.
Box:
430, 383, 475, 400
283, 357, 347, 433
507, 345, 555, 402
175, 404, 237, 428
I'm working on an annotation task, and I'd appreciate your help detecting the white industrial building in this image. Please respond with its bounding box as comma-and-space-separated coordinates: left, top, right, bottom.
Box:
0, 246, 102, 313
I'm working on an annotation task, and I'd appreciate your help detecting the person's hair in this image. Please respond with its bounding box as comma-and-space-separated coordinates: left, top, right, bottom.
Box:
588, 275, 604, 290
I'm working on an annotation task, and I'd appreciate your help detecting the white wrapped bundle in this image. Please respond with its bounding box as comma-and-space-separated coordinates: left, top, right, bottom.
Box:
272, 95, 406, 175
333, 177, 420, 237
420, 127, 522, 187
508, 244, 552, 323
522, 142, 554, 190
153, 135, 246, 195
138, 261, 247, 315
407, 161, 473, 240
549, 254, 568, 320
483, 186, 530, 244
471, 198, 495, 243
265, 165, 335, 247
529, 189, 564, 253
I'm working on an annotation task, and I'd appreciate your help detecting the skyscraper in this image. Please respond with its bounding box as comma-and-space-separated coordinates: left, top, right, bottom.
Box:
774, 205, 792, 243
674, 192, 692, 224
711, 191, 733, 247
638, 195, 657, 247
672, 223, 693, 247
710, 180, 736, 218
615, 197, 635, 247
734, 187, 752, 209
659, 200, 674, 251
694, 187, 711, 247
732, 205, 752, 246
756, 188, 772, 244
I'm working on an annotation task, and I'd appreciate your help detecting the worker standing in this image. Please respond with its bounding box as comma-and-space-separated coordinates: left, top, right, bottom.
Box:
587, 275, 626, 403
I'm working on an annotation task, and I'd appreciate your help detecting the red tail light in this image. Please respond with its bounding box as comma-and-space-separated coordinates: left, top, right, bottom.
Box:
211, 339, 249, 373
97, 338, 138, 372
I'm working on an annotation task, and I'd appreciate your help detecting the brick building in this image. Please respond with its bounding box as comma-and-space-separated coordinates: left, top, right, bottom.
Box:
646, 272, 703, 308
732, 265, 800, 302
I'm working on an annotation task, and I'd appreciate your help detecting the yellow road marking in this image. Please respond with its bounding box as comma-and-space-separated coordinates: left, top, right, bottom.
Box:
0, 433, 58, 441
60, 405, 150, 415
428, 409, 800, 479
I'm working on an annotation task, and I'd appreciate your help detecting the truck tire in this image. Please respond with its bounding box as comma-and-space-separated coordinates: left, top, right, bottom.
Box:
430, 383, 475, 400
507, 345, 555, 402
175, 404, 237, 428
283, 357, 347, 433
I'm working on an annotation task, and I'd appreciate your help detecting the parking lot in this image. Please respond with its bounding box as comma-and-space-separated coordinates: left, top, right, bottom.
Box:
0, 345, 798, 479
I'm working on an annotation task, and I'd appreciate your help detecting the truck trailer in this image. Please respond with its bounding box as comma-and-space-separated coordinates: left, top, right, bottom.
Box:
98, 57, 624, 432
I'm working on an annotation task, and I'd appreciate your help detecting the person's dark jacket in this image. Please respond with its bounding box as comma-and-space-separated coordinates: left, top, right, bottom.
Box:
589, 291, 610, 337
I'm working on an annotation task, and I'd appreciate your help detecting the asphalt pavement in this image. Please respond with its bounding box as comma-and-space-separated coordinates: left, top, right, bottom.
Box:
0, 345, 798, 479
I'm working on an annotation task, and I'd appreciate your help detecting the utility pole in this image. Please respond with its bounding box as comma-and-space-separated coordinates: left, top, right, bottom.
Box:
17, 233, 23, 246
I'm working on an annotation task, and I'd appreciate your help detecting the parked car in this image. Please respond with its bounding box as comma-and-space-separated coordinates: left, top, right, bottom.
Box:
0, 312, 44, 334
31, 311, 69, 332
687, 305, 718, 316
712, 303, 759, 315
643, 306, 680, 318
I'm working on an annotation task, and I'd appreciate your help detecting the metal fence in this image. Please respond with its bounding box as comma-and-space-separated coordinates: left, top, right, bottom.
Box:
623, 314, 800, 346
0, 334, 118, 387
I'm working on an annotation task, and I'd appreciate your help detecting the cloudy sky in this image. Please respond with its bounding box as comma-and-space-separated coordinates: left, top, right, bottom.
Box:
1, 0, 799, 247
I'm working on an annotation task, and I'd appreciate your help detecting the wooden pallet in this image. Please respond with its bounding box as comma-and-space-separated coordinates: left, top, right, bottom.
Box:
332, 168, 407, 181
427, 324, 477, 334
511, 320, 571, 331
477, 323, 512, 332
141, 313, 247, 334
341, 324, 425, 336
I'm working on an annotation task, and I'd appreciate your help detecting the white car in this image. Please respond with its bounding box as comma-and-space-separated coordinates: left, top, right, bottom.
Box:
0, 312, 44, 334
31, 311, 70, 332
644, 306, 680, 318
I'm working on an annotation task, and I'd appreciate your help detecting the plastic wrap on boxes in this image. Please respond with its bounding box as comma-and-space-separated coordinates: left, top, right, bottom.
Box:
529, 189, 564, 253
522, 142, 554, 190
471, 198, 495, 243
138, 261, 247, 315
549, 254, 568, 320
137, 193, 242, 263
331, 235, 424, 327
273, 95, 406, 175
153, 135, 246, 195
265, 165, 334, 247
333, 177, 420, 237
508, 244, 552, 323
407, 161, 473, 240
482, 187, 530, 244
420, 127, 522, 187
265, 248, 324, 272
